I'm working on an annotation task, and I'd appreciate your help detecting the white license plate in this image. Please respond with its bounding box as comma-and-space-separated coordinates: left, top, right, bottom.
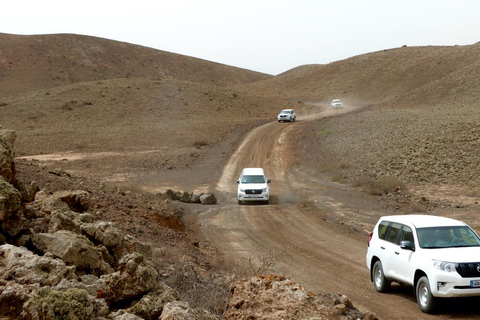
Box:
470, 280, 480, 287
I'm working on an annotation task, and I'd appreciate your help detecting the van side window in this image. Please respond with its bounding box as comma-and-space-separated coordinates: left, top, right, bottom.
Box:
378, 221, 390, 240
386, 223, 402, 244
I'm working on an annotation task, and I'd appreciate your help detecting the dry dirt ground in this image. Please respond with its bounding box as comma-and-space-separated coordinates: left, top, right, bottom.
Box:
3, 33, 480, 319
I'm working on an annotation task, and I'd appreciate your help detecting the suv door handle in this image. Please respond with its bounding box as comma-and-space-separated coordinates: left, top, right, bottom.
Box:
380, 246, 385, 250
395, 252, 400, 255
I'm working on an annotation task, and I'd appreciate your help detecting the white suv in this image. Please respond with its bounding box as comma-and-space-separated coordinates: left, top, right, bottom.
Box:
366, 214, 480, 313
330, 99, 342, 108
236, 168, 270, 204
277, 109, 296, 122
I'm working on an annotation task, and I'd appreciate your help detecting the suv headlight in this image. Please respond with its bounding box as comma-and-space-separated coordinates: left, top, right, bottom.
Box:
262, 188, 268, 192
433, 260, 457, 273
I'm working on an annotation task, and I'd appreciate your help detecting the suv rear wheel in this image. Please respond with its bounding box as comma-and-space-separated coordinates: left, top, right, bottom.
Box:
373, 261, 390, 292
416, 276, 437, 313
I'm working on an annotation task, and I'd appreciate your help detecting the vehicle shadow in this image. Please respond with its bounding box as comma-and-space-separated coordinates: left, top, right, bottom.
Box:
388, 283, 480, 318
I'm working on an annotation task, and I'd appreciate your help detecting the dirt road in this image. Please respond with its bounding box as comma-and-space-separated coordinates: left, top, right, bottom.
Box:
197, 104, 480, 319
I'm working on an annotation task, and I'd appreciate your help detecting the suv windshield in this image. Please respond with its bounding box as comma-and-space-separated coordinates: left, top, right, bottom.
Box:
417, 226, 480, 248
241, 175, 266, 183
281, 110, 291, 114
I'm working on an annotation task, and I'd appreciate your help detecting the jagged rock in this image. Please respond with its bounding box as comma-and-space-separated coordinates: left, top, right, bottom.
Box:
0, 244, 78, 286
32, 230, 114, 276
54, 274, 109, 298
38, 190, 91, 213
223, 275, 375, 320
175, 191, 192, 203
200, 193, 217, 205
0, 244, 79, 318
128, 284, 180, 320
13, 179, 39, 203
160, 301, 220, 320
0, 177, 24, 237
191, 193, 202, 203
110, 310, 144, 319
0, 129, 16, 184
100, 252, 161, 304
48, 209, 83, 234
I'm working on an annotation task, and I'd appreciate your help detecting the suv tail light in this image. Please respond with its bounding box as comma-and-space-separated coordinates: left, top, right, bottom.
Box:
367, 232, 373, 247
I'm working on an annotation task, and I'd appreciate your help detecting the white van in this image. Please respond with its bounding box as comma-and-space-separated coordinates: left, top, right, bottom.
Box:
236, 168, 270, 204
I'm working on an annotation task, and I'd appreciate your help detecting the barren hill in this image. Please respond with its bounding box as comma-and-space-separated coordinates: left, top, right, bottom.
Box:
0, 33, 271, 97
238, 44, 480, 107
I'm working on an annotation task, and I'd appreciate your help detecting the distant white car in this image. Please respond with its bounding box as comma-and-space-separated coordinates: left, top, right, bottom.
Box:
331, 99, 343, 108
236, 168, 270, 204
277, 109, 296, 122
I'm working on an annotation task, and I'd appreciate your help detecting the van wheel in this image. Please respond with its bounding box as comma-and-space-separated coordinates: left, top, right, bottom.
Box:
416, 276, 437, 313
372, 261, 390, 292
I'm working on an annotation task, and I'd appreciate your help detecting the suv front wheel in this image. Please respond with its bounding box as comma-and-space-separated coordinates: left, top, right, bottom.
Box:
373, 261, 390, 292
416, 276, 437, 313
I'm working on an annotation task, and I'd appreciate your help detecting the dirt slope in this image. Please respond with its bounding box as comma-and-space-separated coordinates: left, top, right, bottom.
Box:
238, 44, 480, 106
0, 33, 271, 97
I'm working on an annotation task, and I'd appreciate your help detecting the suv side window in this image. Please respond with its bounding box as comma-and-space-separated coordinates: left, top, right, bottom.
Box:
378, 221, 390, 240
386, 223, 402, 244
400, 225, 415, 249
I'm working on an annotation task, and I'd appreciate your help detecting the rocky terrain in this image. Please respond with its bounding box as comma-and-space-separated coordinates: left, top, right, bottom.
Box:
1, 32, 479, 319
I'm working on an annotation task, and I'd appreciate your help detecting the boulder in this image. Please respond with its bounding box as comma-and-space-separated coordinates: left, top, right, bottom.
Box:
100, 252, 161, 304
0, 177, 24, 237
110, 310, 144, 320
128, 284, 180, 320
175, 191, 192, 203
223, 275, 374, 320
38, 190, 91, 214
32, 230, 114, 276
0, 244, 78, 318
200, 193, 217, 205
160, 301, 220, 320
0, 129, 16, 184
0, 244, 78, 286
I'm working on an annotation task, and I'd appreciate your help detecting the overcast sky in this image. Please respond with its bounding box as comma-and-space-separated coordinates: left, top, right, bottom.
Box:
3, 0, 480, 75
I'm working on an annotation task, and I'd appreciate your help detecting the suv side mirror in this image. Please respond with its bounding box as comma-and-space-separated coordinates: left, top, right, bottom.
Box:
236, 180, 240, 184
400, 240, 415, 251
267, 179, 271, 183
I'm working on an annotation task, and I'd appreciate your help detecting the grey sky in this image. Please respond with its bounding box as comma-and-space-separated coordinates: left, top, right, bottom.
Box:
3, 0, 480, 75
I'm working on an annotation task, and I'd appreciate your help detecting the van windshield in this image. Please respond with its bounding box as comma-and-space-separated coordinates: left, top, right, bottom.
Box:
241, 175, 266, 183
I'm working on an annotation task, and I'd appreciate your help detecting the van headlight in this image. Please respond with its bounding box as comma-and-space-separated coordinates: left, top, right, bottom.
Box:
433, 260, 457, 272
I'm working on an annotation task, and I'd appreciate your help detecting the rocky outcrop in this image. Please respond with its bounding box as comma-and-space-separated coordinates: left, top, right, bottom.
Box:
0, 129, 217, 319
0, 176, 24, 238
224, 275, 377, 320
0, 128, 16, 184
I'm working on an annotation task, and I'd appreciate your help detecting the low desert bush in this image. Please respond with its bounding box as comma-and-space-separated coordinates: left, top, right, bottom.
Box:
353, 176, 406, 196
192, 140, 209, 148
316, 128, 333, 137
165, 262, 230, 316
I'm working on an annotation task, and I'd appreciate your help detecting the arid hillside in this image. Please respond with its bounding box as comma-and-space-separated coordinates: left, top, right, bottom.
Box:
239, 44, 480, 107
0, 33, 271, 97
